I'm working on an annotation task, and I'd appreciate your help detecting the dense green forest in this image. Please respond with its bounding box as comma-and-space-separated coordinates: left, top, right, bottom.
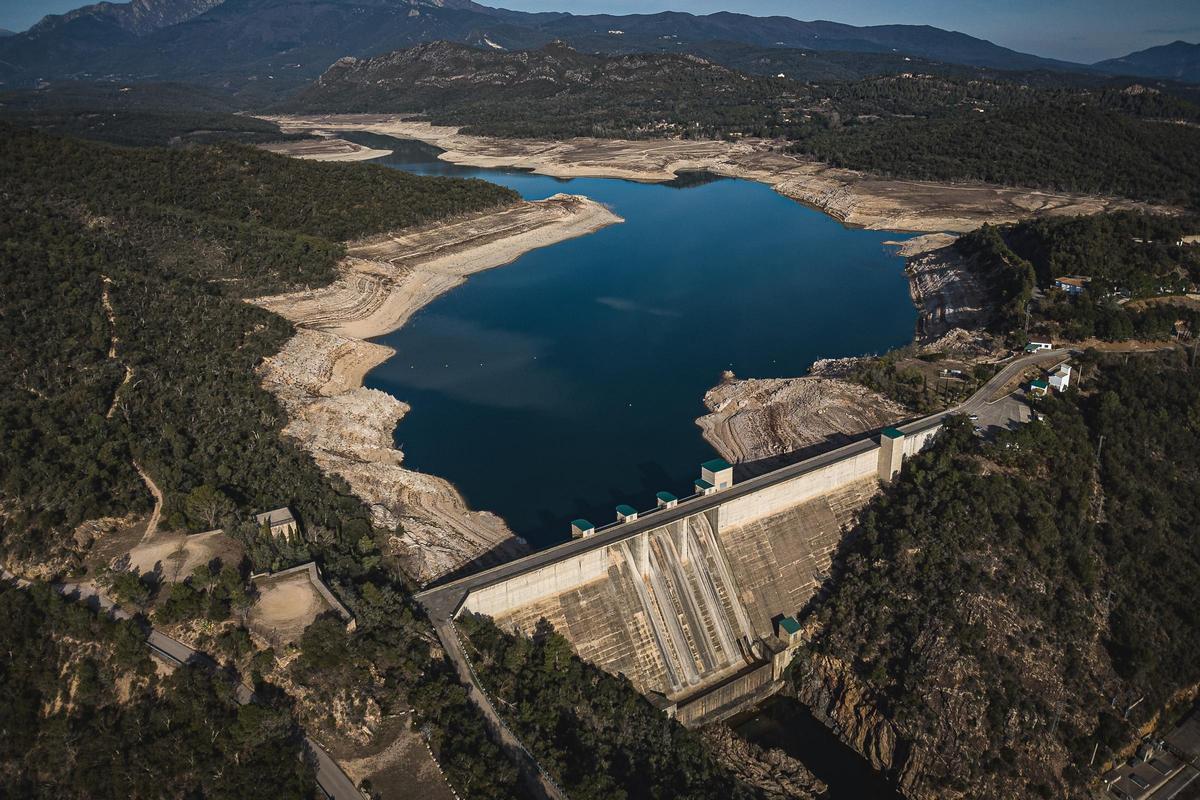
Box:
0, 124, 534, 796
799, 352, 1200, 797
791, 105, 1200, 208
0, 82, 302, 146
458, 613, 762, 800
0, 580, 314, 797
0, 123, 516, 570
954, 212, 1200, 340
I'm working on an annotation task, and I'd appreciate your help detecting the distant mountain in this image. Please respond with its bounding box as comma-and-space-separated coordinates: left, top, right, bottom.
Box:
521, 13, 1085, 73
1094, 41, 1200, 84
0, 28, 15, 37
0, 0, 1092, 101
30, 0, 224, 37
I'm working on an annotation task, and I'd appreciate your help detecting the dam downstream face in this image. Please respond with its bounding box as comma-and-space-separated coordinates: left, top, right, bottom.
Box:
352, 132, 916, 548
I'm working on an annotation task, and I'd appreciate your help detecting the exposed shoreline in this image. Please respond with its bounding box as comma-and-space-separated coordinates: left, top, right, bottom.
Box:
252, 195, 623, 584
696, 373, 908, 467
263, 132, 393, 162
263, 114, 1153, 234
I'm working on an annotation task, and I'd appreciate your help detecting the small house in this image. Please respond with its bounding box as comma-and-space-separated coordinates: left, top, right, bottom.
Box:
1053, 276, 1090, 295
700, 458, 734, 491
656, 491, 678, 510
1029, 379, 1049, 397
694, 478, 715, 496
571, 518, 595, 539
1024, 341, 1053, 353
255, 507, 299, 540
616, 504, 638, 523
1049, 363, 1072, 392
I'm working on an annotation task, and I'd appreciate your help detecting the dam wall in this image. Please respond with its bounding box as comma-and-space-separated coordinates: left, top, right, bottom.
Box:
462, 548, 608, 618
453, 421, 945, 724
718, 447, 880, 529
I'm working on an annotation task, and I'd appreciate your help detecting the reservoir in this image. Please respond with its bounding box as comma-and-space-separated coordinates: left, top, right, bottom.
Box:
351, 132, 916, 549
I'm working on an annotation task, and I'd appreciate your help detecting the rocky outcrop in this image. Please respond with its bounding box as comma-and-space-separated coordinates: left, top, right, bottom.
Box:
702, 724, 827, 799
792, 653, 920, 793
697, 373, 906, 464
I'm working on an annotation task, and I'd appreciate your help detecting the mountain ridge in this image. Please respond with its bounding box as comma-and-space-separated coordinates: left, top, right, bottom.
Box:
0, 0, 1102, 99
1094, 40, 1200, 84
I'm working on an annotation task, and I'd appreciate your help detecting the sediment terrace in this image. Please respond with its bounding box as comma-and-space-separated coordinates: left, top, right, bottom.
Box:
265, 115, 1152, 233
253, 195, 623, 584
697, 375, 907, 465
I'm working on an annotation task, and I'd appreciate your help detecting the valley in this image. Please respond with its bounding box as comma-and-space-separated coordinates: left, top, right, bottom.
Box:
2, 2, 1200, 799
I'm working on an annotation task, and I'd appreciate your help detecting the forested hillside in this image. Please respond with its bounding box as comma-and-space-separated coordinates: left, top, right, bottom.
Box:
791, 104, 1200, 208
292, 41, 1200, 208
954, 212, 1200, 341
459, 613, 764, 800
0, 123, 516, 570
796, 352, 1200, 798
289, 40, 804, 140
0, 581, 314, 797
0, 82, 301, 146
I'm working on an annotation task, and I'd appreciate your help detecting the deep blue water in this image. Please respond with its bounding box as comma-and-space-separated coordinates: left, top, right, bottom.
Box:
350, 133, 915, 548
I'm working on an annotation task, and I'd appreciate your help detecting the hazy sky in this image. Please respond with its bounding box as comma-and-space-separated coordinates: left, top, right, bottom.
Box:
3, 0, 1197, 63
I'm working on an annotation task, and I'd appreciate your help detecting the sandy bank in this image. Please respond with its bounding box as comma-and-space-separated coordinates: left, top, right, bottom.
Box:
265, 115, 1153, 234
262, 131, 391, 161
253, 195, 623, 584
697, 373, 907, 466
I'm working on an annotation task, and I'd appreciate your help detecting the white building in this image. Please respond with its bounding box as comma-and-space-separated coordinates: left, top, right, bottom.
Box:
1049, 363, 1072, 392
1054, 276, 1090, 295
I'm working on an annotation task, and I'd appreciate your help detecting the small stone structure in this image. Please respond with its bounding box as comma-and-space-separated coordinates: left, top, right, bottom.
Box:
701, 458, 734, 491
255, 507, 299, 540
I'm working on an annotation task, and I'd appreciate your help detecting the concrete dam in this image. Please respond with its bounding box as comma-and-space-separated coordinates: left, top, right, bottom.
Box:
420, 418, 944, 725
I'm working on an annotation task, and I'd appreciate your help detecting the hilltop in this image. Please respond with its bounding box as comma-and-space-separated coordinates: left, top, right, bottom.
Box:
1094, 40, 1200, 84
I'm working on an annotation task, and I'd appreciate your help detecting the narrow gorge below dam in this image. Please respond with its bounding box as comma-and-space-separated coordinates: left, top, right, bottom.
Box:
352, 132, 918, 551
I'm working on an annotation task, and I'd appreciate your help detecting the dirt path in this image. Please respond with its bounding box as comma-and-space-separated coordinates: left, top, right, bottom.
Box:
100, 276, 134, 419
133, 461, 163, 543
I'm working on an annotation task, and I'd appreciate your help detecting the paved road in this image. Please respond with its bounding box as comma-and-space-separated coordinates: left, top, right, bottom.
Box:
1, 570, 361, 800
416, 348, 1073, 623
1150, 764, 1200, 799
436, 620, 566, 800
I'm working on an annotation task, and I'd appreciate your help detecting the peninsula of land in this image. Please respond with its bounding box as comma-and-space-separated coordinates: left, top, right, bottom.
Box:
253, 194, 622, 584
263, 115, 1151, 233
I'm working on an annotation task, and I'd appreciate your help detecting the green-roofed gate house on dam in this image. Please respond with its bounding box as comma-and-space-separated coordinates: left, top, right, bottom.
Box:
420, 415, 946, 726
